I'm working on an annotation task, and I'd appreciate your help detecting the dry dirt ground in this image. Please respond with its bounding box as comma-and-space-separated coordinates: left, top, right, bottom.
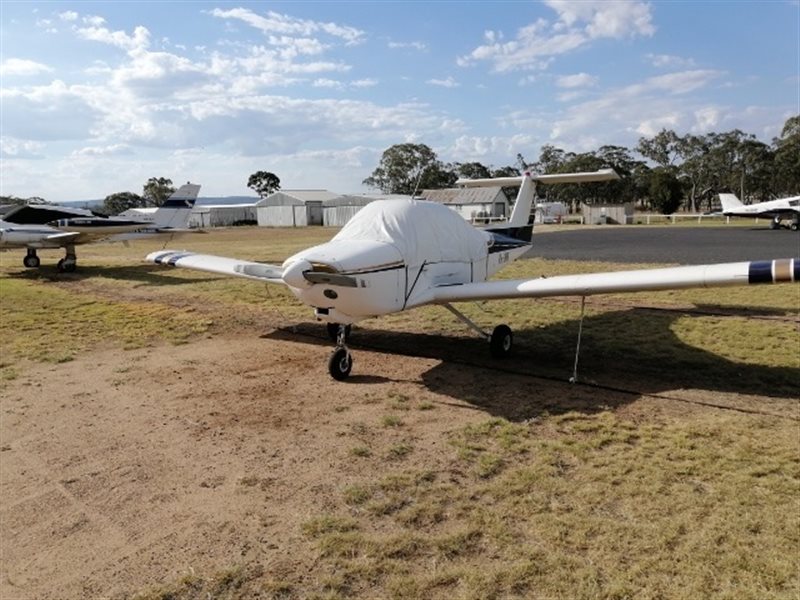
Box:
1, 321, 624, 598
2, 326, 796, 599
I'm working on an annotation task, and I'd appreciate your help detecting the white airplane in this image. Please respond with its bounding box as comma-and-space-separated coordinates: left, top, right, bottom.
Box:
719, 193, 800, 230
147, 170, 798, 380
0, 183, 200, 272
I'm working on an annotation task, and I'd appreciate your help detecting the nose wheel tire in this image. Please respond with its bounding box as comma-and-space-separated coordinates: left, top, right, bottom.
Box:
328, 347, 353, 380
490, 324, 513, 358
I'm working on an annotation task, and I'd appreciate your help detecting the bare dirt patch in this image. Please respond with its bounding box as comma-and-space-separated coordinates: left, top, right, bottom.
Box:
2, 327, 797, 599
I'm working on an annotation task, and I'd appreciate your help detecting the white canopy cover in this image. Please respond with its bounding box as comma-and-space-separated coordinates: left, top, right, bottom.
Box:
331, 199, 488, 269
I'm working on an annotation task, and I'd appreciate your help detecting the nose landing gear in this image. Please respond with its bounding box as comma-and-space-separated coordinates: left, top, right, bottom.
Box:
327, 324, 353, 380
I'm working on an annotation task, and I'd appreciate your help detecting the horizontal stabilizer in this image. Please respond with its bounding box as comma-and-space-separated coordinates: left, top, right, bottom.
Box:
456, 168, 619, 189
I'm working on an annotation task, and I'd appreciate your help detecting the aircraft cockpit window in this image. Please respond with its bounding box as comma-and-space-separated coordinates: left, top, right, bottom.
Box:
789, 199, 799, 206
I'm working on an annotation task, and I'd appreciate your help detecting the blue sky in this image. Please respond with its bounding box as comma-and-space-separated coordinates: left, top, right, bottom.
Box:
1, 1, 798, 201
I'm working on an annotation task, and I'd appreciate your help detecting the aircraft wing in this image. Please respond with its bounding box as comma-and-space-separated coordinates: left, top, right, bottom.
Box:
3, 204, 95, 225
44, 231, 82, 242
145, 250, 285, 283
429, 259, 798, 304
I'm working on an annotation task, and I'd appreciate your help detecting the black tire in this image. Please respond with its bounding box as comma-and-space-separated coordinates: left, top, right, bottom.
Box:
490, 324, 513, 358
791, 222, 799, 231
326, 323, 351, 342
23, 255, 40, 268
328, 348, 353, 380
57, 259, 77, 273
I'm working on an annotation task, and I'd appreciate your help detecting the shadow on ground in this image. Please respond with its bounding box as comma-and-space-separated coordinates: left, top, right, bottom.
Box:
3, 263, 223, 286
265, 306, 799, 421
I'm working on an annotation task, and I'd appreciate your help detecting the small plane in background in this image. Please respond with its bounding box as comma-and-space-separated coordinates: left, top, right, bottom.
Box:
0, 183, 200, 272
718, 193, 800, 230
148, 171, 798, 380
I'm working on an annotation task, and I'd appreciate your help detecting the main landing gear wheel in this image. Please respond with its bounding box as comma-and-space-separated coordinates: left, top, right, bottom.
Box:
326, 323, 351, 342
770, 218, 781, 230
791, 222, 799, 231
23, 254, 40, 268
490, 324, 513, 358
328, 347, 353, 381
57, 258, 76, 273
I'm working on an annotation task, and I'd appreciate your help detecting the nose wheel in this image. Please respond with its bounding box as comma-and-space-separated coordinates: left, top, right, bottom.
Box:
327, 324, 353, 380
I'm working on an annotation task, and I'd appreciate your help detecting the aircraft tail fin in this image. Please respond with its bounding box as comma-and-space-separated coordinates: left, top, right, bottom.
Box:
719, 193, 743, 213
153, 183, 201, 229
456, 168, 619, 230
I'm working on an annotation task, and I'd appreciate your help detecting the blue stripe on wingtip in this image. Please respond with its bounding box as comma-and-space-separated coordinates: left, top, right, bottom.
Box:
794, 259, 799, 282
748, 260, 773, 284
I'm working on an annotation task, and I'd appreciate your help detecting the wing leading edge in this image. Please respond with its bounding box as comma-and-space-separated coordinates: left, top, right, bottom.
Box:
146, 250, 285, 283
430, 259, 799, 304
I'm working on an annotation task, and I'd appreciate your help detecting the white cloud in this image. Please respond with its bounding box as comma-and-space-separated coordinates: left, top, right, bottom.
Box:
556, 72, 598, 88
0, 58, 54, 76
71, 144, 134, 157
427, 76, 460, 88
76, 24, 151, 51
59, 11, 78, 22
83, 15, 106, 27
267, 35, 329, 58
543, 70, 723, 144
209, 8, 365, 45
388, 41, 427, 51
312, 78, 344, 89
0, 137, 46, 160
449, 134, 536, 160
460, 1, 654, 72
645, 53, 696, 69
351, 78, 378, 88
545, 0, 655, 38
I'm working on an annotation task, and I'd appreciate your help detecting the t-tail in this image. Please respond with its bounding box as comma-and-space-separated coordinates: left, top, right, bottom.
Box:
153, 183, 201, 229
456, 168, 619, 242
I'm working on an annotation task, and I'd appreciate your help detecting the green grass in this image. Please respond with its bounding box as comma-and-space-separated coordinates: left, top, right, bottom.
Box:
0, 278, 211, 362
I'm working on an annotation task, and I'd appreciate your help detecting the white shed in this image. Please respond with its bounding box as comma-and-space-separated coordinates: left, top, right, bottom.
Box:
256, 190, 339, 227
188, 203, 257, 228
580, 202, 635, 225
421, 187, 509, 222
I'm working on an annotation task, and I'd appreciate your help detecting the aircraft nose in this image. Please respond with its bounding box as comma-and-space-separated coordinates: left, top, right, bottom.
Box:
282, 259, 313, 289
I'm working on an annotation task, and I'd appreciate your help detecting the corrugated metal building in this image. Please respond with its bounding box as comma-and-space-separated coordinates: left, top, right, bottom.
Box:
188, 204, 257, 228
322, 194, 413, 226
580, 202, 635, 225
421, 187, 509, 222
256, 190, 339, 227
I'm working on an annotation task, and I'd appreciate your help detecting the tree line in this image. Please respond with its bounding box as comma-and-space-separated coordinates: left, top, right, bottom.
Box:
362, 114, 799, 214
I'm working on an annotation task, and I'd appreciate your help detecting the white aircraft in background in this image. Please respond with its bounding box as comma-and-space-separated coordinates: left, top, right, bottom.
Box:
148, 171, 798, 380
719, 193, 800, 230
0, 183, 200, 272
